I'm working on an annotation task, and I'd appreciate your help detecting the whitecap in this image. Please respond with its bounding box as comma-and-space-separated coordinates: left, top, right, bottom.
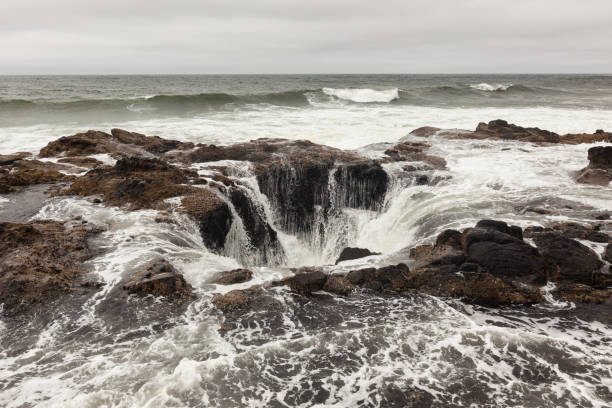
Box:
470, 83, 513, 92
322, 87, 399, 103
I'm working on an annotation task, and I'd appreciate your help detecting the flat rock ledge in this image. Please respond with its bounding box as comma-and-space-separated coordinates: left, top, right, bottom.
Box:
0, 220, 102, 316
412, 119, 612, 145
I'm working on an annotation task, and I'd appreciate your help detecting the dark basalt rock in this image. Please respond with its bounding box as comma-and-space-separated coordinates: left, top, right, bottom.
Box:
181, 191, 232, 252
448, 119, 611, 145
282, 269, 328, 295
461, 226, 546, 279
229, 187, 285, 264
346, 263, 411, 292
409, 229, 466, 269
576, 146, 612, 186
552, 282, 611, 304
211, 269, 253, 285
123, 259, 194, 303
605, 243, 612, 264
335, 247, 380, 264
524, 222, 609, 243
457, 120, 560, 144
474, 219, 523, 240
212, 286, 282, 316
410, 126, 441, 137
0, 220, 101, 315
532, 232, 603, 285
383, 141, 447, 169
322, 274, 355, 296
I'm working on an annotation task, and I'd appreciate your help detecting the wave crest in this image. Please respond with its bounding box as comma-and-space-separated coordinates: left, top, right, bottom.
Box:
470, 83, 514, 92
322, 87, 399, 103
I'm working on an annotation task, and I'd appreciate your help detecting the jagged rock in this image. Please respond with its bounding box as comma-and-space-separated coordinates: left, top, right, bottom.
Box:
605, 243, 612, 263
449, 119, 611, 145
322, 274, 355, 296
456, 120, 560, 143
532, 233, 603, 285
0, 158, 75, 194
39, 129, 193, 158
0, 220, 100, 315
211, 269, 253, 285
212, 286, 282, 315
410, 229, 466, 269
552, 282, 611, 304
461, 224, 546, 279
335, 247, 380, 264
183, 138, 391, 234
524, 222, 609, 243
123, 259, 194, 303
58, 156, 104, 168
282, 269, 328, 295
181, 190, 232, 251
346, 263, 411, 292
576, 146, 612, 186
410, 126, 441, 137
403, 267, 544, 306
65, 157, 197, 210
0, 152, 30, 166
110, 128, 194, 154
229, 187, 285, 264
383, 142, 447, 169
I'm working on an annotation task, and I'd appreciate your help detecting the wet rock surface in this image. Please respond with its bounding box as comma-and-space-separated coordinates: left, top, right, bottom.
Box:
0, 220, 101, 315
576, 146, 612, 186
335, 247, 380, 264
214, 219, 610, 316
450, 119, 612, 145
122, 259, 194, 303
211, 268, 253, 285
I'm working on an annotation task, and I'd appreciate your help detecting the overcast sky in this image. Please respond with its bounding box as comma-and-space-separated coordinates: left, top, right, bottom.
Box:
1, 0, 611, 74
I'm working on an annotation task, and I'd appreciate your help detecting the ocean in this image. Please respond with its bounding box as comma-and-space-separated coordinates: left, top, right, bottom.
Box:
0, 75, 611, 407
1, 74, 612, 153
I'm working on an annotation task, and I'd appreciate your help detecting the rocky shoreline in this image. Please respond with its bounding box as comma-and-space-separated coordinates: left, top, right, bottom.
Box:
0, 120, 610, 322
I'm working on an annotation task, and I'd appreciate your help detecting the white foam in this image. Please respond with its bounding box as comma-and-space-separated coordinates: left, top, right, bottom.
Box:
322, 87, 399, 103
470, 83, 513, 92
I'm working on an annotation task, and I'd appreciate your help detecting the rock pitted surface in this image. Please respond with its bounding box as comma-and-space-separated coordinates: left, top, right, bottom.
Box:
123, 259, 194, 303
0, 220, 101, 315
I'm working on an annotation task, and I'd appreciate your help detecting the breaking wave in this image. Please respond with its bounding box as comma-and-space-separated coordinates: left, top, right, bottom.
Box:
470, 83, 514, 92
322, 87, 400, 103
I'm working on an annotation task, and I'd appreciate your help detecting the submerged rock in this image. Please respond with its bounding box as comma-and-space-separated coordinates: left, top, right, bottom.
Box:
335, 247, 380, 264
0, 220, 101, 315
123, 259, 194, 303
211, 268, 253, 285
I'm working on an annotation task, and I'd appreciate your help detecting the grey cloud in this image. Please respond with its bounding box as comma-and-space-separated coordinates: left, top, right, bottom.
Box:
1, 0, 611, 74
